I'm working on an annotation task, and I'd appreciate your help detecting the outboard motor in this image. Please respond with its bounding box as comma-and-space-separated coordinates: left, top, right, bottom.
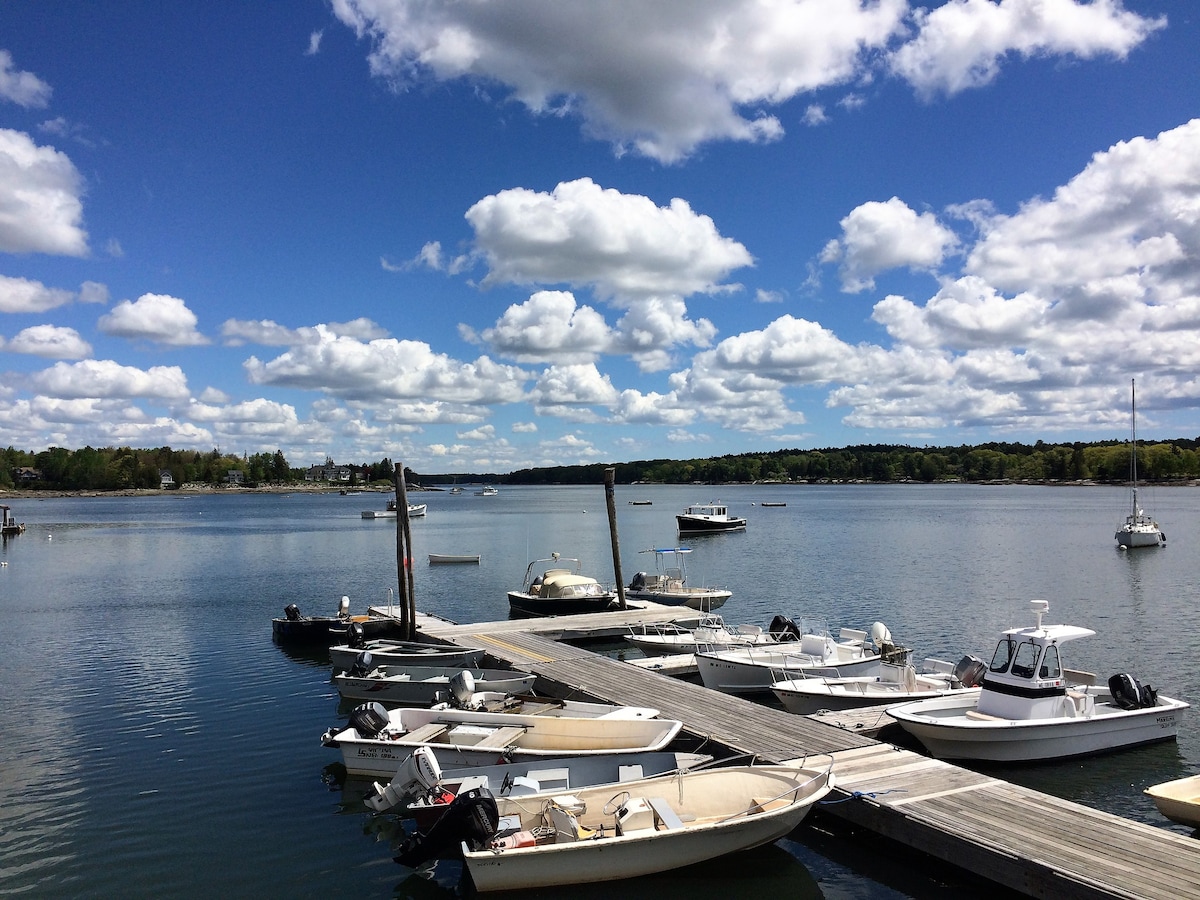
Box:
347, 701, 390, 738
347, 621, 367, 649
1109, 673, 1145, 710
394, 787, 499, 867
284, 604, 303, 622
953, 655, 986, 688
630, 572, 647, 591
769, 615, 802, 642
448, 670, 476, 708
349, 651, 375, 677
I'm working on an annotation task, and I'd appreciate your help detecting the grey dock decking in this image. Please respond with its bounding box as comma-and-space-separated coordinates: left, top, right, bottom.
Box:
412, 609, 1200, 900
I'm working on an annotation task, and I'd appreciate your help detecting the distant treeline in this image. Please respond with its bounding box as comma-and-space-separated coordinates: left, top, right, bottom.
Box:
417, 438, 1200, 486
4, 438, 1200, 492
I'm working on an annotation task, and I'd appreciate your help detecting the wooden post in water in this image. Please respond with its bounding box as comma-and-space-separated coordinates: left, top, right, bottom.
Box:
393, 462, 416, 639
605, 467, 627, 609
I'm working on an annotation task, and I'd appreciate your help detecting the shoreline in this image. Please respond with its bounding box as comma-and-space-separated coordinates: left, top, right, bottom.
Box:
2, 479, 1196, 502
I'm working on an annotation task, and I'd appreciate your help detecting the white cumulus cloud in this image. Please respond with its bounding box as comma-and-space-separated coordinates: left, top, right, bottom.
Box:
0, 129, 88, 256
98, 293, 209, 346
822, 197, 959, 292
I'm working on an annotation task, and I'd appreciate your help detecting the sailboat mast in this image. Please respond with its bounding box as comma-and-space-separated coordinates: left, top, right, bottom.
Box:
1130, 377, 1139, 516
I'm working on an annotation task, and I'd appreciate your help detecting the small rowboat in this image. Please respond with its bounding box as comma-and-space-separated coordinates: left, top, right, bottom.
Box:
322, 705, 682, 776
454, 762, 835, 891
429, 553, 481, 564
1145, 774, 1200, 829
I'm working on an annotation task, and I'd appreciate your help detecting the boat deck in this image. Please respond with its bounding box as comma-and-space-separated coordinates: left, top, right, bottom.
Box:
414, 608, 1200, 900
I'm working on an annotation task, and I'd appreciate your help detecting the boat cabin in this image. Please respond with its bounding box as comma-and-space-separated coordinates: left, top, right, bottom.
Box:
977, 600, 1096, 720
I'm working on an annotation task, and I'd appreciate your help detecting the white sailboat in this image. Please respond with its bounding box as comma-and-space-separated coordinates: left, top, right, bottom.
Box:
1115, 378, 1165, 549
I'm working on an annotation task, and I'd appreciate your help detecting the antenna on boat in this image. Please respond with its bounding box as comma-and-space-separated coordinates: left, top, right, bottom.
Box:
1030, 599, 1049, 630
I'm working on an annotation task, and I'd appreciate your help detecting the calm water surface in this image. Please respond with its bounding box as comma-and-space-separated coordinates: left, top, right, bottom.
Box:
1, 483, 1197, 897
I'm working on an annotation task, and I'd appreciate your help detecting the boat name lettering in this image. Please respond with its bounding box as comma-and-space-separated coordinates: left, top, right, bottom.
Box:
355, 746, 403, 761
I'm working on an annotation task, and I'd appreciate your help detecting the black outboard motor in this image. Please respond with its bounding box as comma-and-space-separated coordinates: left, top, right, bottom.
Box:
394, 787, 499, 867
768, 615, 802, 642
1109, 673, 1146, 710
347, 701, 390, 738
284, 604, 303, 622
347, 621, 367, 649
953, 655, 986, 688
349, 651, 375, 677
630, 572, 647, 590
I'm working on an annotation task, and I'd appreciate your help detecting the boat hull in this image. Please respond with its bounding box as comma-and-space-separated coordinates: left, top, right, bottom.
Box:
1115, 525, 1165, 548
1145, 774, 1200, 829
329, 640, 484, 671
507, 592, 618, 617
332, 668, 536, 704
329, 708, 683, 777
696, 646, 881, 695
428, 554, 480, 564
675, 515, 746, 534
271, 615, 401, 645
888, 691, 1188, 762
772, 678, 977, 716
623, 587, 730, 611
462, 765, 833, 892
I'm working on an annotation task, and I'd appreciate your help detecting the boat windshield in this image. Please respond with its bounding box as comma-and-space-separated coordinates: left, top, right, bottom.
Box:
1009, 641, 1041, 679
989, 637, 1015, 673
1039, 645, 1062, 679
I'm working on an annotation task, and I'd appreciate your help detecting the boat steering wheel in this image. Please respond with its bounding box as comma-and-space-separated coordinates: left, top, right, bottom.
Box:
602, 790, 631, 816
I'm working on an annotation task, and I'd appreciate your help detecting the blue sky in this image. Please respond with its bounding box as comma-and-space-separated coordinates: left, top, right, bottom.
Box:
1, 1, 1198, 473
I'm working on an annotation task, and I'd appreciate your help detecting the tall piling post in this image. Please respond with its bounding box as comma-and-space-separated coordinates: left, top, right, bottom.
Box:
394, 462, 417, 639
605, 467, 627, 609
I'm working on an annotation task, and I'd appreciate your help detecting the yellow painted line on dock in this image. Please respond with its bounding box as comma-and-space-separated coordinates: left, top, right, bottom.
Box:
883, 779, 1005, 807
470, 633, 560, 664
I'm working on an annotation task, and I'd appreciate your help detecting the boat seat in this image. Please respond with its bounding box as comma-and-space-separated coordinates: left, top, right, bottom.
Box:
402, 723, 449, 743
532, 767, 570, 791
647, 797, 685, 830
964, 709, 1003, 721
474, 726, 527, 748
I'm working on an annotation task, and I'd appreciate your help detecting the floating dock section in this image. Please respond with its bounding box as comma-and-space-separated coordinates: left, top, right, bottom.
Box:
405, 606, 1200, 900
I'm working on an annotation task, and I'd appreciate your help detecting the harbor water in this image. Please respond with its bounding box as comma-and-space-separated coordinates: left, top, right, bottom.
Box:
1, 483, 1197, 897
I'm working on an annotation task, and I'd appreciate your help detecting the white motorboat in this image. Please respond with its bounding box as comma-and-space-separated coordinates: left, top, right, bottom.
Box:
625, 547, 731, 611
696, 621, 900, 695
438, 762, 835, 891
626, 614, 799, 656
332, 665, 537, 705
771, 656, 986, 715
888, 600, 1188, 763
329, 638, 484, 672
1145, 774, 1200, 829
362, 498, 427, 519
365, 748, 712, 820
475, 485, 499, 496
322, 704, 683, 776
1115, 378, 1165, 548
675, 503, 746, 535
507, 552, 617, 617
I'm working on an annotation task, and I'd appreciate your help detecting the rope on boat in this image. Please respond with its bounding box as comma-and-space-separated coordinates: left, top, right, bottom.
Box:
819, 788, 908, 805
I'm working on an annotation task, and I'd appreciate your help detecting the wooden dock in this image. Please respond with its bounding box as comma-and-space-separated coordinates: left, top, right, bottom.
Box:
408, 607, 1200, 900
